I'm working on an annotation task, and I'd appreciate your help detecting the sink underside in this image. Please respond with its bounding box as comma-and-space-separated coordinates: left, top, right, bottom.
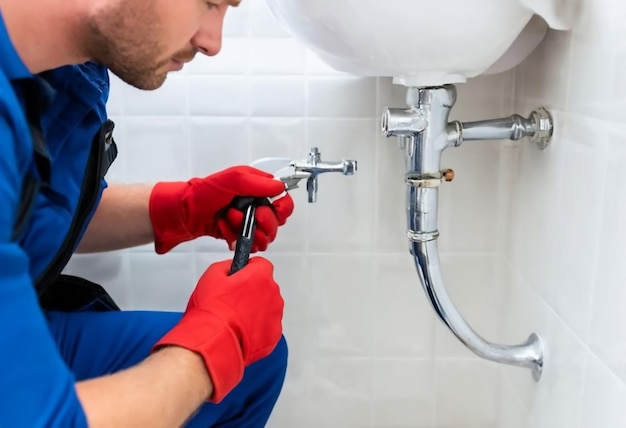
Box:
265, 0, 577, 86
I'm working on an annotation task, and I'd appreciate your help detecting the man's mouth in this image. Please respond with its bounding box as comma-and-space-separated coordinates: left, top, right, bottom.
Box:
168, 59, 185, 71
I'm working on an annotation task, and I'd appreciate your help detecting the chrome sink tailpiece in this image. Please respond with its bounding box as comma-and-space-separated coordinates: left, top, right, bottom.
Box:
383, 85, 549, 381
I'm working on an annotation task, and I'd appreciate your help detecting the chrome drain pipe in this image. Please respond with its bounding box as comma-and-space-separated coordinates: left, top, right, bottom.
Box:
382, 84, 550, 381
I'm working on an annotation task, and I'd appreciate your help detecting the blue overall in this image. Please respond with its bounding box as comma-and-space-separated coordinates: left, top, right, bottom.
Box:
0, 13, 286, 427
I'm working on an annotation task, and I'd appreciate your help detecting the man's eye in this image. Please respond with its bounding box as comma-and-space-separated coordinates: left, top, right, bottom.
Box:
206, 1, 219, 9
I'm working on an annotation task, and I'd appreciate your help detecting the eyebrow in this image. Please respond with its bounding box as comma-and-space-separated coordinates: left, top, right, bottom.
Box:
228, 0, 241, 6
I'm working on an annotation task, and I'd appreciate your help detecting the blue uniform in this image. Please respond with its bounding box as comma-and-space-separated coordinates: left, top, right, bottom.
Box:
21, 61, 110, 285
0, 12, 286, 427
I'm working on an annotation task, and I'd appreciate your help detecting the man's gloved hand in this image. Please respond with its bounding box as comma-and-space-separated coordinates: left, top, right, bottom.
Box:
149, 166, 295, 254
152, 257, 284, 403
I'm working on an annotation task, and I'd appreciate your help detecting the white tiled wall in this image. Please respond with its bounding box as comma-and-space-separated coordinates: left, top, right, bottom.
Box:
64, 0, 626, 426
497, 0, 626, 426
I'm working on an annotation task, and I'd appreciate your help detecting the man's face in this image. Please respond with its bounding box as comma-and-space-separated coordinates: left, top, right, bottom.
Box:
86, 0, 235, 90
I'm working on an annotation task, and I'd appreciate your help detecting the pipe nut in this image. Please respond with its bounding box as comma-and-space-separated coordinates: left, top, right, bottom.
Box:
530, 107, 553, 150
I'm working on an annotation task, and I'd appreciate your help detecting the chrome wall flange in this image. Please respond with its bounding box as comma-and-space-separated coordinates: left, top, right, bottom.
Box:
529, 107, 553, 150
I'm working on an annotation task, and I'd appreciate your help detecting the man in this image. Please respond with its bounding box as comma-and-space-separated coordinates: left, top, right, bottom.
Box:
0, 0, 295, 426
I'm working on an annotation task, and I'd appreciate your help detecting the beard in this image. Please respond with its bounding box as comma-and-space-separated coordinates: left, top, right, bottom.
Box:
84, 2, 195, 90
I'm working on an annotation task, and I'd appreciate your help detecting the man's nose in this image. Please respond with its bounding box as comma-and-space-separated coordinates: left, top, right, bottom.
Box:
193, 33, 222, 56
192, 12, 226, 56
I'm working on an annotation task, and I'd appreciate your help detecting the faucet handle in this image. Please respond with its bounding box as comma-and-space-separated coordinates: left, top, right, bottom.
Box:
340, 159, 357, 175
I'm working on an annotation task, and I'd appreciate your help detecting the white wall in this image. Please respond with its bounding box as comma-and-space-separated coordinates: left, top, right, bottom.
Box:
65, 0, 626, 426
497, 1, 626, 427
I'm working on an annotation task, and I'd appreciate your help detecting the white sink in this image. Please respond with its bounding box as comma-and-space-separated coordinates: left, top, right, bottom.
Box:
265, 0, 579, 86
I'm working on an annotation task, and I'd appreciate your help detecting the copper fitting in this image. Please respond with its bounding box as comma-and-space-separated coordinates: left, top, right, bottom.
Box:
442, 168, 455, 182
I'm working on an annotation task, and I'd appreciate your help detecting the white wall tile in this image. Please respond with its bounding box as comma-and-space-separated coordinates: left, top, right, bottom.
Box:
249, 117, 307, 158
513, 29, 573, 112
438, 142, 501, 253
189, 116, 250, 174
308, 255, 376, 358
372, 359, 435, 428
249, 0, 291, 38
610, 53, 626, 124
589, 126, 626, 383
265, 255, 315, 428
434, 361, 499, 428
375, 132, 410, 253
307, 77, 378, 117
306, 119, 377, 252
505, 111, 565, 292
126, 253, 196, 311
567, 32, 615, 119
268, 361, 314, 428
580, 355, 626, 428
249, 39, 306, 75
452, 72, 515, 121
184, 38, 249, 75
187, 75, 248, 116
499, 3, 626, 427
497, 375, 538, 428
222, 4, 249, 38
500, 269, 587, 428
249, 76, 306, 117
543, 113, 608, 339
265, 206, 309, 253
124, 116, 191, 183
121, 75, 188, 116
374, 255, 436, 358
310, 358, 373, 428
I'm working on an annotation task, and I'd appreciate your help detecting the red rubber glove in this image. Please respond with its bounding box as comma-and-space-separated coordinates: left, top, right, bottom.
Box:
152, 257, 284, 403
149, 166, 295, 254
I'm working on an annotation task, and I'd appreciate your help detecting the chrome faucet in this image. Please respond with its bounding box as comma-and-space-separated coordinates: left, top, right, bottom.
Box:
382, 84, 551, 381
292, 147, 357, 202
251, 147, 357, 203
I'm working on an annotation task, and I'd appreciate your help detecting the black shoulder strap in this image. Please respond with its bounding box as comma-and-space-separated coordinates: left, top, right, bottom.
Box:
10, 77, 53, 241
34, 119, 118, 296
36, 121, 119, 311
38, 274, 121, 312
